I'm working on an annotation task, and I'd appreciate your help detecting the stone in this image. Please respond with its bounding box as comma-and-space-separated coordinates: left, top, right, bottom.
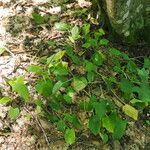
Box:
98, 0, 150, 44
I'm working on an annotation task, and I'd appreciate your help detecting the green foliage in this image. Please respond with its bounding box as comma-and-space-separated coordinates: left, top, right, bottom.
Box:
5, 19, 150, 145
69, 25, 80, 42
32, 13, 44, 24
35, 79, 53, 97
8, 107, 20, 120
55, 22, 70, 31
0, 97, 11, 104
64, 128, 76, 145
89, 115, 101, 135
72, 76, 88, 92
9, 76, 29, 101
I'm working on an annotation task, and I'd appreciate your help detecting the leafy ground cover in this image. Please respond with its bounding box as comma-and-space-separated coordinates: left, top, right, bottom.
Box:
0, 0, 150, 150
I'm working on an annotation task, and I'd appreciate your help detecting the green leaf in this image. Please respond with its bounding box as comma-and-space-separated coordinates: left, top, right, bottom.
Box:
121, 53, 130, 61
49, 101, 60, 111
65, 128, 76, 145
100, 133, 108, 143
47, 40, 55, 47
64, 114, 81, 129
63, 87, 75, 104
0, 97, 11, 105
109, 48, 121, 56
82, 23, 90, 35
98, 28, 105, 36
71, 55, 81, 64
0, 48, 5, 55
32, 13, 44, 24
8, 107, 20, 120
93, 101, 107, 119
127, 61, 137, 73
122, 104, 138, 120
70, 25, 80, 40
9, 76, 29, 101
84, 60, 97, 72
99, 39, 109, 46
57, 120, 66, 132
47, 114, 59, 123
89, 115, 101, 135
102, 116, 115, 133
133, 69, 150, 102
82, 42, 91, 49
111, 114, 127, 140
0, 41, 5, 55
72, 76, 88, 92
53, 64, 68, 76
87, 72, 95, 82
55, 22, 69, 31
47, 50, 65, 65
144, 58, 150, 69
120, 78, 133, 94
27, 65, 44, 75
63, 94, 72, 104
34, 99, 43, 107
52, 81, 63, 94
79, 101, 93, 111
91, 52, 104, 66
35, 79, 53, 97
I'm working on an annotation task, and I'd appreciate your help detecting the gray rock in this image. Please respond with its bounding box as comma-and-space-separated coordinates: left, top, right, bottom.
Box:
97, 0, 150, 44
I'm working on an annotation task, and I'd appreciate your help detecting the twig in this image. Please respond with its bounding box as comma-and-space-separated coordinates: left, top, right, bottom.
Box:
4, 46, 15, 57
24, 106, 51, 149
111, 90, 125, 108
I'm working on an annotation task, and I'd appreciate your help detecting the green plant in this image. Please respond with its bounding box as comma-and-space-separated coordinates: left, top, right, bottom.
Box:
1, 24, 149, 145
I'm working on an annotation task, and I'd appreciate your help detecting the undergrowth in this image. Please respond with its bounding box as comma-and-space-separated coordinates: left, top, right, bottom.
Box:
0, 12, 150, 145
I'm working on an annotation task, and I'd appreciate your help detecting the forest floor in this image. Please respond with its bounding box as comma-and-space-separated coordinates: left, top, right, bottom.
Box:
0, 0, 150, 150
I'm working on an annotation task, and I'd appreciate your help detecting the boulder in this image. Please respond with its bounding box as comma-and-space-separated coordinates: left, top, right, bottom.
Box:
98, 0, 150, 44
